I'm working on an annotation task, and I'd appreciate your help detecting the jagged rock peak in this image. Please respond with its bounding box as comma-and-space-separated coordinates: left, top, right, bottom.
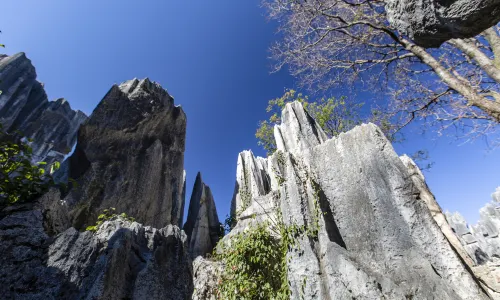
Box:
0, 52, 87, 166
119, 78, 174, 106
274, 101, 328, 154
445, 191, 500, 297
212, 101, 489, 299
183, 172, 221, 259
230, 150, 271, 217
446, 192, 500, 266
41, 78, 186, 233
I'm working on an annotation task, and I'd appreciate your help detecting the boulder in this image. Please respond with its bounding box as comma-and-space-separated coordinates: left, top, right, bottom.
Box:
385, 0, 500, 48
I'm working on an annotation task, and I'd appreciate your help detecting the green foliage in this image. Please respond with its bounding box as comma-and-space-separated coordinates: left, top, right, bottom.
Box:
213, 151, 322, 300
223, 214, 237, 234
85, 207, 135, 232
0, 125, 58, 207
256, 89, 363, 156
214, 222, 289, 300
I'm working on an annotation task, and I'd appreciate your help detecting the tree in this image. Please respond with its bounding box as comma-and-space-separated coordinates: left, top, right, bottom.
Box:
263, 0, 500, 146
0, 125, 57, 207
256, 89, 362, 155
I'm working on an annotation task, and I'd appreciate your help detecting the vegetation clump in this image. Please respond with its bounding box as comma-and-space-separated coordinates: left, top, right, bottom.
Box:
256, 89, 362, 155
0, 125, 59, 207
213, 151, 322, 300
85, 207, 135, 232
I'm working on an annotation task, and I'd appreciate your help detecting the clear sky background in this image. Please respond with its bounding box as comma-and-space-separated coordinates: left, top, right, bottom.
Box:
1, 1, 499, 225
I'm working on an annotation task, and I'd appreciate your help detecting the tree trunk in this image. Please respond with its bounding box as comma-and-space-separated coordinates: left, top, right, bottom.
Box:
483, 27, 500, 68
400, 38, 500, 122
448, 39, 500, 84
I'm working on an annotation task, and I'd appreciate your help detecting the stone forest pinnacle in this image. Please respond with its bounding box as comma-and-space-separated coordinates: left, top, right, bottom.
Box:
2, 53, 500, 299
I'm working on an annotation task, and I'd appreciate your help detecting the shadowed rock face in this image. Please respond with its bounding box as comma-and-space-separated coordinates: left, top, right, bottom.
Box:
385, 0, 500, 48
0, 53, 87, 166
207, 101, 489, 300
0, 204, 193, 300
183, 172, 221, 259
42, 78, 186, 232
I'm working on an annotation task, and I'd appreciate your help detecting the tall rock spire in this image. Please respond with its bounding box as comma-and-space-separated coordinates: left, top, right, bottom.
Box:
42, 78, 186, 232
184, 172, 221, 259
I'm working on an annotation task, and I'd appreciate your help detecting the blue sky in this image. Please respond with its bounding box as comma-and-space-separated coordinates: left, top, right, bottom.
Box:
2, 1, 499, 225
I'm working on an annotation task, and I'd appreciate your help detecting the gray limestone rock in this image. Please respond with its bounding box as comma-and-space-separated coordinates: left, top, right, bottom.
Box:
385, 0, 500, 48
221, 101, 488, 299
0, 53, 87, 166
42, 78, 186, 232
446, 201, 500, 265
399, 155, 476, 268
191, 257, 221, 300
0, 204, 193, 299
274, 101, 328, 155
230, 150, 271, 218
183, 172, 221, 259
445, 191, 500, 298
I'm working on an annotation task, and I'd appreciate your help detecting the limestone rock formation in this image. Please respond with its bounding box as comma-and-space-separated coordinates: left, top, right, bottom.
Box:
191, 257, 221, 300
446, 192, 500, 297
399, 155, 476, 268
42, 78, 186, 232
0, 204, 192, 299
183, 172, 221, 259
385, 0, 500, 48
0, 52, 87, 166
205, 101, 489, 299
230, 150, 271, 218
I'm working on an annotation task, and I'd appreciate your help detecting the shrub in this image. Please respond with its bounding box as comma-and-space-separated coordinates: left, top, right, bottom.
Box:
85, 207, 135, 232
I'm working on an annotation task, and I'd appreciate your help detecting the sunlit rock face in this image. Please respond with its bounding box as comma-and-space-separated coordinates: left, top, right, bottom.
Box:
385, 0, 500, 48
214, 101, 488, 299
183, 172, 221, 259
446, 191, 500, 298
0, 52, 87, 166
0, 204, 193, 300
42, 78, 187, 232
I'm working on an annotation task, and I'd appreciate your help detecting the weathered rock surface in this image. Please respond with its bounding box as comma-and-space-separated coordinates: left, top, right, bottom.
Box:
211, 101, 489, 299
400, 155, 476, 268
42, 78, 186, 232
385, 0, 500, 48
230, 150, 271, 218
0, 53, 87, 166
183, 172, 221, 259
446, 191, 500, 297
191, 257, 221, 300
0, 204, 193, 299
